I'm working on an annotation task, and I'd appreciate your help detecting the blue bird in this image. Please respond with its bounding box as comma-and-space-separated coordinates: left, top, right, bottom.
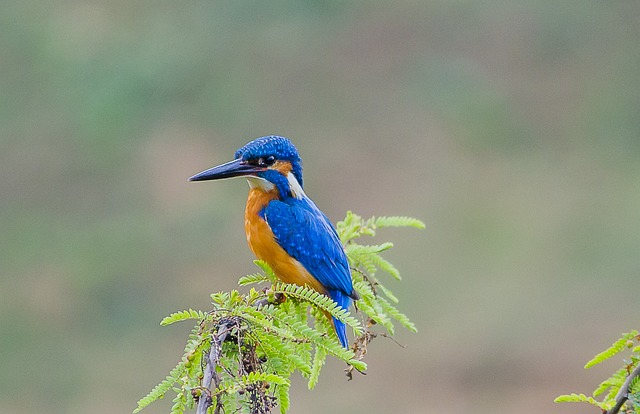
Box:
189, 136, 357, 348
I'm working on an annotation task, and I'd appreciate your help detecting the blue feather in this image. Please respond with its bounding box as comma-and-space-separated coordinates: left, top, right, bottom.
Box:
329, 290, 351, 348
263, 197, 354, 297
263, 196, 355, 347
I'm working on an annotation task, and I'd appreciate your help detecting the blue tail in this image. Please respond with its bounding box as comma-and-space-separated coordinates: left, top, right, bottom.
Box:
329, 290, 352, 348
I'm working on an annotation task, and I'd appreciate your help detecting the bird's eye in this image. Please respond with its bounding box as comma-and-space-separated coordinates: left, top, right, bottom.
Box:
258, 156, 276, 167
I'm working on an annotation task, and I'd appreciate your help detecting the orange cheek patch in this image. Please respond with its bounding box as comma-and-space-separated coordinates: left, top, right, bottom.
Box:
272, 161, 292, 176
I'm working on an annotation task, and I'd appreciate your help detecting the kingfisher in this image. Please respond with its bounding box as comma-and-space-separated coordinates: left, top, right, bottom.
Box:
189, 135, 357, 348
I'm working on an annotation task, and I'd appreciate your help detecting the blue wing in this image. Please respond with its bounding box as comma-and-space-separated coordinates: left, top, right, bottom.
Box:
262, 196, 354, 298
263, 196, 354, 348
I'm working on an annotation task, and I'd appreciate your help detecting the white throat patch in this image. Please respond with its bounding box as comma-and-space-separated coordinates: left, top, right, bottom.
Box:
246, 176, 275, 191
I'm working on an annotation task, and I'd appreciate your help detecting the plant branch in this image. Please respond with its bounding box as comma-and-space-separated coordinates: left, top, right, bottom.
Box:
606, 363, 640, 414
197, 320, 233, 414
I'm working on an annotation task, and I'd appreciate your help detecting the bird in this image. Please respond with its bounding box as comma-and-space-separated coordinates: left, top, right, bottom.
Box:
188, 135, 357, 348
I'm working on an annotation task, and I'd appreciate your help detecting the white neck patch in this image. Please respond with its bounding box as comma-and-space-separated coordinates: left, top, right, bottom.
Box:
287, 172, 305, 199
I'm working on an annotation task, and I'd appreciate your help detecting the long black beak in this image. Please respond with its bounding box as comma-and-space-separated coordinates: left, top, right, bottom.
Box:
188, 158, 266, 182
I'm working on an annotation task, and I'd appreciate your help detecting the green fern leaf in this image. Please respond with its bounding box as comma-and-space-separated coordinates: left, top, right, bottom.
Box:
170, 392, 186, 414
378, 296, 418, 333
347, 243, 393, 255
374, 216, 425, 229
353, 280, 395, 334
353, 278, 375, 298
210, 291, 230, 306
631, 373, 640, 394
265, 306, 357, 363
278, 380, 291, 414
348, 359, 367, 372
271, 283, 362, 334
308, 346, 327, 389
377, 283, 399, 303
239, 305, 302, 343
346, 245, 379, 276
253, 259, 279, 283
593, 367, 627, 397
257, 332, 312, 376
356, 295, 394, 335
369, 250, 401, 280
585, 331, 639, 368
160, 309, 207, 326
554, 393, 609, 409
238, 272, 271, 286
346, 243, 401, 279
336, 211, 374, 242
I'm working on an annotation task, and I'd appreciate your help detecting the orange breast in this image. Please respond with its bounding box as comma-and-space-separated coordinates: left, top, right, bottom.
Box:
244, 188, 325, 294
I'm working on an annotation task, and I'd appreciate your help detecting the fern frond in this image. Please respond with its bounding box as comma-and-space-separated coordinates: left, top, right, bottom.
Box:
585, 331, 639, 368
277, 380, 291, 414
170, 391, 187, 414
377, 283, 399, 303
346, 243, 401, 279
374, 216, 425, 229
346, 244, 379, 276
210, 291, 230, 306
256, 332, 312, 376
308, 346, 327, 389
238, 305, 301, 343
353, 280, 395, 334
238, 272, 272, 286
356, 296, 395, 335
631, 374, 640, 394
264, 305, 357, 364
347, 243, 393, 255
337, 212, 424, 243
593, 367, 628, 397
554, 393, 611, 410
377, 296, 418, 333
253, 259, 280, 283
160, 309, 207, 326
353, 278, 375, 298
336, 211, 374, 243
271, 283, 362, 334
369, 250, 401, 280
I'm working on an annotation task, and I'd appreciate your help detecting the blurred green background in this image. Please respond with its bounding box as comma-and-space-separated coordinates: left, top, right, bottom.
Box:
2, 1, 639, 413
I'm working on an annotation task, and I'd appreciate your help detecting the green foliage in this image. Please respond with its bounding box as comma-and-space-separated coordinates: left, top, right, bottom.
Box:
337, 211, 425, 244
554, 393, 609, 410
239, 260, 281, 286
134, 212, 423, 414
555, 330, 640, 413
160, 309, 209, 326
585, 331, 639, 369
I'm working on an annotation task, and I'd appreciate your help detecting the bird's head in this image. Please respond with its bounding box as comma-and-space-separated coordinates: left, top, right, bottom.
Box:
189, 135, 304, 198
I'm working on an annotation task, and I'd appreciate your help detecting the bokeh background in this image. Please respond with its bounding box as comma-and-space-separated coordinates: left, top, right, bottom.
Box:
2, 1, 639, 413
